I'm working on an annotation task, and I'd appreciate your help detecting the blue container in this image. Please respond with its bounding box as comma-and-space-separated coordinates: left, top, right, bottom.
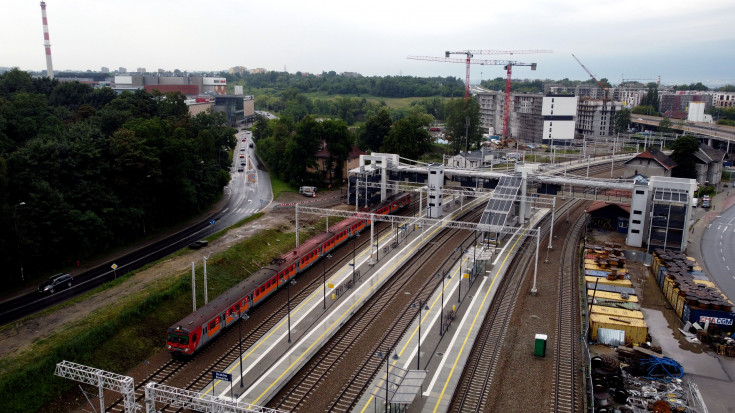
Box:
683, 304, 735, 332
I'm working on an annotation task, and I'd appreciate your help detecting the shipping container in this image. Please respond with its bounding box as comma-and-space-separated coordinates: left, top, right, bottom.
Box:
590, 314, 648, 344
590, 305, 644, 319
585, 276, 632, 288
588, 290, 639, 303
682, 304, 735, 331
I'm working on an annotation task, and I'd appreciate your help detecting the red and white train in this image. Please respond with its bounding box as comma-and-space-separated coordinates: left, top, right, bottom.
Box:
167, 193, 411, 356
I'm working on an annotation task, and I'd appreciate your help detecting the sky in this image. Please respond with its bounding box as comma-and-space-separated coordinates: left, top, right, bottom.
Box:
2, 0, 735, 87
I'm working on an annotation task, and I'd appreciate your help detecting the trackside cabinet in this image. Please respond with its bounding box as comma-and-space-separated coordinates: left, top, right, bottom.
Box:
534, 334, 547, 357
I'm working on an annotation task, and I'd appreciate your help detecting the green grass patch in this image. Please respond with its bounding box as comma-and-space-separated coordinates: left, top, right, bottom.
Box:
0, 217, 324, 412
270, 175, 296, 199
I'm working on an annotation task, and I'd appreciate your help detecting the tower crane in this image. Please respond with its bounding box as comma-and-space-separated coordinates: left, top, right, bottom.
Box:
409, 49, 551, 139
572, 53, 610, 103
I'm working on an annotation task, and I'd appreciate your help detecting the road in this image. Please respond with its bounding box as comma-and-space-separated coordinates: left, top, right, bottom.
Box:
0, 128, 272, 325
700, 206, 735, 302
216, 129, 272, 227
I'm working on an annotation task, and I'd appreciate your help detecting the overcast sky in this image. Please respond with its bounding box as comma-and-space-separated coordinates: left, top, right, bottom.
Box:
2, 0, 734, 86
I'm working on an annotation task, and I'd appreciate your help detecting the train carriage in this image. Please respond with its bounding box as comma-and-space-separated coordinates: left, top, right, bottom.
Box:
167, 192, 411, 356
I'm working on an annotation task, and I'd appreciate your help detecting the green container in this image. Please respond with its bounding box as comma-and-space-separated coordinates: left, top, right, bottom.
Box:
534, 334, 547, 357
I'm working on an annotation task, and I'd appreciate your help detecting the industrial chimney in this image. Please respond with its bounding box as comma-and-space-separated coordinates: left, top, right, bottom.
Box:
40, 2, 54, 79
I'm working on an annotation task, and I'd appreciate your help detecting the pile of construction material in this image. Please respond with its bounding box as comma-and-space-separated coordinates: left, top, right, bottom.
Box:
586, 243, 649, 346
651, 249, 735, 356
592, 349, 699, 412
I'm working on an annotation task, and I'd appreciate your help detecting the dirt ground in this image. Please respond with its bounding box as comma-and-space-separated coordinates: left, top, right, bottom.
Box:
0, 191, 338, 361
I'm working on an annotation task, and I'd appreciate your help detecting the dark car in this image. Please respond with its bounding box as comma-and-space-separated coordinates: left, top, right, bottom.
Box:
38, 273, 73, 294
188, 240, 208, 250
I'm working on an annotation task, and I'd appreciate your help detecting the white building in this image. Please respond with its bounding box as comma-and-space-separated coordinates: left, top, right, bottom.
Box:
542, 94, 577, 145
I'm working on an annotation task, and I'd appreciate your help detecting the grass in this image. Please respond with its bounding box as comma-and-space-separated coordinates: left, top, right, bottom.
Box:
270, 175, 295, 199
0, 216, 325, 412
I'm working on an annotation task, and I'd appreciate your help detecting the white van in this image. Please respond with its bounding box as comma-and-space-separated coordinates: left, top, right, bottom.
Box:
299, 186, 317, 197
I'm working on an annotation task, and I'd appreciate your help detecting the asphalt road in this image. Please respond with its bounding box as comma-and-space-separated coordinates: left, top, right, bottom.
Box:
699, 204, 735, 302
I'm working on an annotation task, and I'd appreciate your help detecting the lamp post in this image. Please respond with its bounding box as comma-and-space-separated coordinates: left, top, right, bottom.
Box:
322, 253, 332, 309
375, 349, 399, 413
13, 202, 26, 282
238, 311, 249, 389
286, 278, 296, 343
352, 233, 361, 283
435, 272, 449, 336
454, 247, 463, 303
411, 300, 429, 370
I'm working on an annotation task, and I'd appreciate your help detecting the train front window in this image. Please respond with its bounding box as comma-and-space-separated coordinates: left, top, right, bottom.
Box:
168, 333, 190, 345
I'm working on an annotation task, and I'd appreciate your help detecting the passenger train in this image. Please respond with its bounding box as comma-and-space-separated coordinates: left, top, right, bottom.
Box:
166, 193, 411, 356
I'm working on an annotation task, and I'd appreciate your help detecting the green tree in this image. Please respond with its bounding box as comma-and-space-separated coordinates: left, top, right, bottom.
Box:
658, 117, 673, 135
613, 108, 631, 134
444, 98, 481, 154
358, 108, 392, 152
321, 119, 353, 185
381, 113, 432, 160
669, 135, 700, 178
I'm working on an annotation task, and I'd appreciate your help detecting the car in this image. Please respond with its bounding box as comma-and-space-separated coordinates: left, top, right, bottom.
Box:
242, 138, 246, 142
249, 143, 253, 148
188, 240, 208, 250
240, 154, 245, 158
240, 161, 246, 165
38, 273, 73, 294
240, 148, 245, 151
237, 167, 244, 172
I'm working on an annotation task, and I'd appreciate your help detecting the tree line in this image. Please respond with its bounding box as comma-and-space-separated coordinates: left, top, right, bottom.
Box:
0, 69, 236, 285
224, 71, 466, 98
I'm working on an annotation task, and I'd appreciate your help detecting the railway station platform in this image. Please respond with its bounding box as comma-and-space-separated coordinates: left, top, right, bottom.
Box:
198, 195, 548, 411
353, 209, 548, 413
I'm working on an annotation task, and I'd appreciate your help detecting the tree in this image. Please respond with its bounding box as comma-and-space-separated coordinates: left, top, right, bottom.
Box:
381, 113, 432, 160
658, 117, 673, 135
358, 108, 392, 152
444, 98, 481, 154
321, 119, 353, 185
669, 135, 700, 179
613, 108, 631, 134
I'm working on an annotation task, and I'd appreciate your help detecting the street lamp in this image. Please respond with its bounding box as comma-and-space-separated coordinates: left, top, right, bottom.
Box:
286, 278, 296, 343
411, 300, 429, 370
237, 311, 249, 389
13, 202, 26, 282
352, 233, 361, 283
375, 348, 399, 413
322, 253, 332, 309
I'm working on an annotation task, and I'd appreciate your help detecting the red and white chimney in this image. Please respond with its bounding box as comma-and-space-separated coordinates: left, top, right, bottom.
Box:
40, 2, 54, 79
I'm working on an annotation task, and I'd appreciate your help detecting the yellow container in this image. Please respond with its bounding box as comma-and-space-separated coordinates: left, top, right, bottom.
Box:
590, 314, 648, 344
588, 290, 639, 303
590, 305, 644, 319
585, 276, 633, 288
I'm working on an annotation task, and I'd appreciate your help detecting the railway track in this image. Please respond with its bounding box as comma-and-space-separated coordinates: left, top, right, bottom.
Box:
549, 203, 586, 413
445, 200, 576, 412
267, 208, 483, 412
106, 208, 415, 412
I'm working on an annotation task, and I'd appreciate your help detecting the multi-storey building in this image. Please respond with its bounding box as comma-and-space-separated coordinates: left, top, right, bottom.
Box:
473, 88, 544, 143
712, 92, 735, 108
575, 98, 622, 137
542, 94, 577, 145
659, 91, 713, 113
112, 75, 227, 95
